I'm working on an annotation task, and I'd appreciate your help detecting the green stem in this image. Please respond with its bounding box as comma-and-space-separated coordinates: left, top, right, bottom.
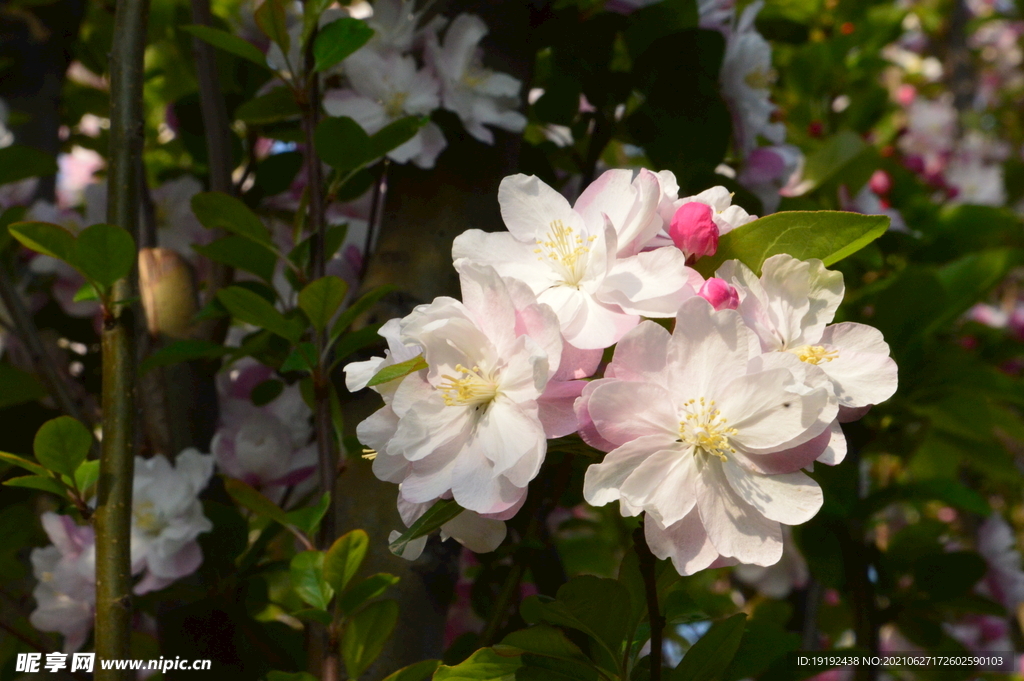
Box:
635, 518, 663, 681
94, 0, 147, 676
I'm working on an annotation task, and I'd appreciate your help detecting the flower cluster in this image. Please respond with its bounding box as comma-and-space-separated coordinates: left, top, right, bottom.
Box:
29, 450, 214, 651
320, 0, 526, 168
347, 169, 898, 573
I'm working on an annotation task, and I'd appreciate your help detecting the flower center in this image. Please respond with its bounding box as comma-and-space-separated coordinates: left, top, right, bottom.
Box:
744, 68, 776, 90
439, 364, 498, 408
461, 66, 490, 89
384, 91, 408, 118
534, 219, 596, 287
133, 500, 167, 536
787, 344, 839, 365
679, 397, 737, 462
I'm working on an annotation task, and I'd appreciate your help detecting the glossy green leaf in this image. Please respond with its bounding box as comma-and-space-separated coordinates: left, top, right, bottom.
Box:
191, 192, 273, 247
73, 223, 136, 288
140, 339, 230, 374
380, 659, 440, 681
0, 145, 59, 186
501, 625, 591, 665
433, 647, 523, 681
8, 221, 76, 262
74, 459, 100, 495
671, 613, 747, 681
34, 416, 92, 478
255, 0, 290, 54
696, 211, 890, 277
324, 529, 369, 593
332, 324, 383, 364
792, 130, 868, 195
181, 25, 269, 67
193, 236, 278, 283
285, 492, 331, 536
329, 283, 395, 342
341, 599, 399, 678
0, 362, 47, 409
281, 342, 318, 373
338, 572, 400, 615
388, 498, 463, 557
299, 275, 348, 331
3, 475, 67, 496
0, 450, 49, 476
315, 116, 371, 171
217, 286, 304, 343
292, 608, 333, 625
223, 476, 292, 527
290, 550, 335, 610
235, 87, 302, 125
313, 17, 374, 72
72, 282, 99, 303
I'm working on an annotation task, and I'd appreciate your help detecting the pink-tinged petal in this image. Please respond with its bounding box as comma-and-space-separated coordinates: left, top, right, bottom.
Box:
455, 261, 517, 351
600, 247, 697, 317
561, 290, 639, 350
373, 450, 410, 485
588, 380, 679, 445
574, 169, 636, 236
716, 259, 783, 352
480, 493, 527, 521
620, 447, 699, 527
498, 174, 582, 243
356, 406, 399, 455
473, 399, 546, 482
670, 202, 718, 258
838, 404, 871, 423
441, 512, 507, 553
345, 356, 387, 392
719, 369, 834, 451
537, 285, 588, 341
644, 510, 721, 576
450, 445, 527, 514
389, 397, 472, 462
401, 445, 461, 503
722, 460, 823, 525
760, 255, 845, 347
696, 457, 784, 566
574, 379, 619, 452
731, 426, 826, 475
607, 320, 671, 383
699, 278, 739, 311
538, 379, 586, 438
553, 342, 602, 381
453, 229, 559, 291
667, 299, 762, 398
818, 322, 898, 408
583, 434, 678, 507
815, 420, 847, 465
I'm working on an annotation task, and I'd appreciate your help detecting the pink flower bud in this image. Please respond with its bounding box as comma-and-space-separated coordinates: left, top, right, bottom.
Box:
669, 202, 718, 259
868, 170, 892, 195
698, 278, 740, 310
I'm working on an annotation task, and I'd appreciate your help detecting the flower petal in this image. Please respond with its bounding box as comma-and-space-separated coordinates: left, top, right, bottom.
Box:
644, 510, 721, 576
722, 460, 823, 525
583, 434, 678, 507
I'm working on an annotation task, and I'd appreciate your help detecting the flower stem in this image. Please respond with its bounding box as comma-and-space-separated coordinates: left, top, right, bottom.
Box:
635, 518, 664, 681
94, 0, 147, 676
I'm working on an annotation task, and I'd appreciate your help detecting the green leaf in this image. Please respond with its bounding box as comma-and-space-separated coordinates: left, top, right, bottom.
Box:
193, 236, 278, 283
671, 613, 747, 681
74, 459, 100, 495
140, 339, 230, 374
332, 324, 383, 364
217, 286, 305, 343
72, 282, 99, 303
181, 25, 270, 68
290, 550, 335, 610
315, 116, 371, 171
500, 625, 591, 665
255, 151, 304, 196
299, 276, 348, 331
368, 116, 426, 159
792, 130, 869, 195
285, 492, 331, 536
33, 416, 92, 478
338, 572, 401, 614
73, 223, 136, 288
235, 87, 302, 125
329, 283, 395, 343
364, 354, 426, 388
281, 342, 318, 373
0, 145, 59, 186
313, 17, 374, 72
3, 475, 67, 496
251, 379, 285, 406
0, 362, 47, 409
696, 211, 890, 277
433, 647, 523, 681
0, 450, 49, 476
722, 603, 800, 681
191, 192, 273, 247
624, 0, 699, 59
324, 529, 369, 593
380, 660, 440, 681
388, 498, 463, 557
223, 476, 292, 527
292, 608, 333, 625
8, 221, 77, 262
302, 0, 336, 43
255, 0, 290, 54
341, 599, 400, 678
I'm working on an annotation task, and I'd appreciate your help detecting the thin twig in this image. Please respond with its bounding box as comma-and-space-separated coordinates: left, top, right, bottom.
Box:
635, 517, 664, 681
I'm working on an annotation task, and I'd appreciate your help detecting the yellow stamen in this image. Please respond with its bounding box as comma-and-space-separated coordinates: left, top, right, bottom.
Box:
361, 449, 378, 461
787, 344, 839, 365
679, 397, 737, 462
535, 219, 596, 287
438, 364, 498, 407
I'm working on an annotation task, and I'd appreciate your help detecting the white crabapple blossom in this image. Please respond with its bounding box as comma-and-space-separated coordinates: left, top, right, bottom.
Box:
453, 172, 701, 350
716, 254, 899, 427
29, 513, 97, 652
580, 296, 838, 573
425, 13, 527, 144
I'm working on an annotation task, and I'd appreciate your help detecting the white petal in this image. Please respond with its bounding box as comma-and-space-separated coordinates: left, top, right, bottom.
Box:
620, 448, 699, 526
719, 369, 834, 451
583, 434, 677, 507
644, 511, 720, 576
818, 322, 898, 408
606, 320, 671, 383
441, 511, 507, 553
600, 248, 698, 317
498, 174, 581, 243
587, 380, 679, 445
667, 298, 761, 398
453, 229, 559, 292
722, 460, 823, 524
